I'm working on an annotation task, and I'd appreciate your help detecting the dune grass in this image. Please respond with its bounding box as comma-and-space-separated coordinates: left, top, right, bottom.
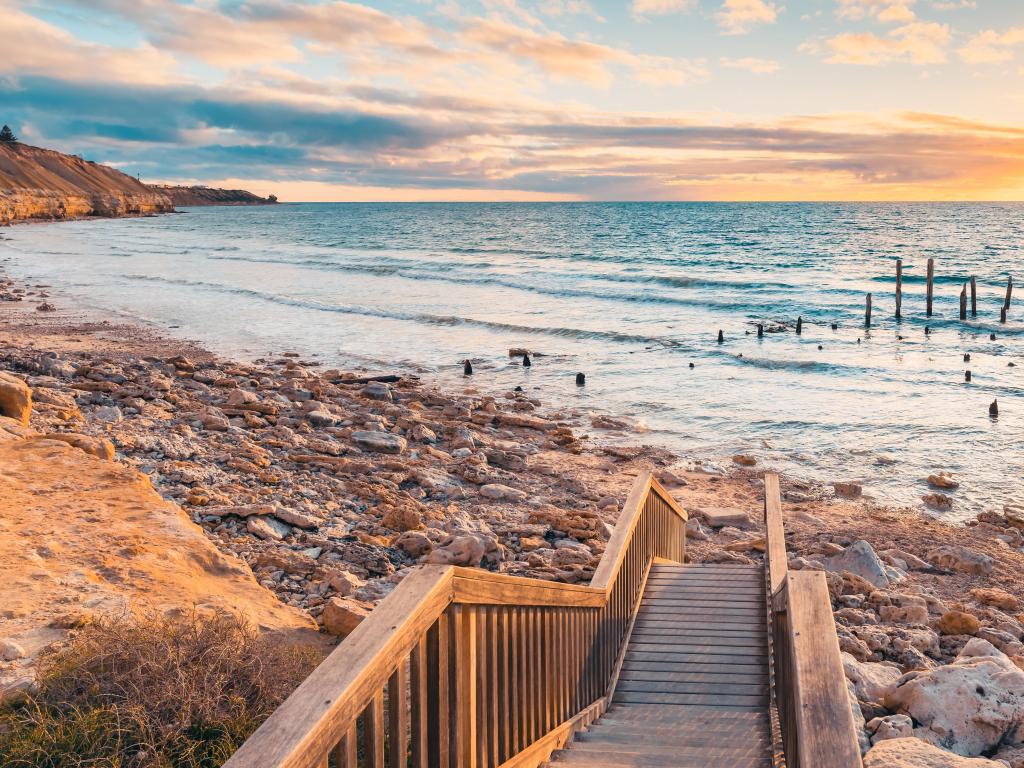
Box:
0, 612, 323, 767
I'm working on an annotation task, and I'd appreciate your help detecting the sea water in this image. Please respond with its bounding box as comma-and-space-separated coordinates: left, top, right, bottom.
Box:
3, 202, 1022, 520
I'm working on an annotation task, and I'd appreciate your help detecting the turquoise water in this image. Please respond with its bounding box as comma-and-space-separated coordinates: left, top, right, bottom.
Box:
3, 202, 1023, 518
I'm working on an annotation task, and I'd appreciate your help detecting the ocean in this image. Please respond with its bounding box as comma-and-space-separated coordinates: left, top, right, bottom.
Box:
3, 202, 1022, 520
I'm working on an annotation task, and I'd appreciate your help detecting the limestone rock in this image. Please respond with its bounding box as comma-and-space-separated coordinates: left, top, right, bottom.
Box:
863, 738, 1001, 767
699, 506, 752, 529
480, 484, 527, 502
884, 639, 1024, 757
273, 507, 321, 530
867, 714, 914, 744
0, 372, 31, 425
395, 531, 434, 558
322, 597, 371, 636
826, 540, 902, 589
834, 482, 863, 498
326, 570, 367, 597
38, 433, 115, 461
424, 533, 496, 567
971, 589, 1020, 612
938, 611, 981, 636
928, 546, 994, 576
732, 454, 757, 466
844, 652, 903, 703
0, 639, 26, 661
246, 516, 292, 541
361, 382, 393, 401
352, 430, 407, 455
928, 473, 961, 490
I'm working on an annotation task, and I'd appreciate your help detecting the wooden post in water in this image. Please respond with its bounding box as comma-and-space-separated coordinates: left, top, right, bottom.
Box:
959, 284, 967, 321
796, 316, 803, 335
1005, 276, 1013, 311
865, 293, 872, 328
926, 258, 935, 317
1001, 307, 1007, 324
895, 259, 903, 319
970, 276, 977, 317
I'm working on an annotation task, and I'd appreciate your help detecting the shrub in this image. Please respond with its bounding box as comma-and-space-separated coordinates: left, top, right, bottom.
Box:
0, 612, 323, 767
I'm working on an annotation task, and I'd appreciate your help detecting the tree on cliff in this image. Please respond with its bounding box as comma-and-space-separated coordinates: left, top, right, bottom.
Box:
0, 125, 17, 143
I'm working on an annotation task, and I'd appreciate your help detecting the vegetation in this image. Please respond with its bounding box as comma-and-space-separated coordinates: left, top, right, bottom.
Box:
0, 612, 323, 768
0, 125, 18, 142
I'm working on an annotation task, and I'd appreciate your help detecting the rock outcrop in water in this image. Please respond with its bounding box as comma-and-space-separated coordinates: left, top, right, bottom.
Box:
0, 141, 174, 224
150, 185, 278, 207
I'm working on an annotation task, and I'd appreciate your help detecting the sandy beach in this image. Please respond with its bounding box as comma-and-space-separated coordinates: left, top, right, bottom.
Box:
4, 265, 1024, 764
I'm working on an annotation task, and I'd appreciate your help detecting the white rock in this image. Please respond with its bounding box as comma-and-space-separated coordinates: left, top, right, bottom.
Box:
698, 506, 752, 529
864, 738, 1005, 767
868, 714, 914, 744
927, 546, 994, 576
0, 639, 26, 661
825, 540, 903, 589
884, 639, 1024, 757
246, 516, 292, 541
844, 652, 903, 703
273, 507, 321, 529
480, 484, 527, 501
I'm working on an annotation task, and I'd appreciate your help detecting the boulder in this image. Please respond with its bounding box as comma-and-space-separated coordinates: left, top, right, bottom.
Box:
273, 507, 321, 530
884, 639, 1024, 757
326, 570, 367, 597
938, 611, 981, 636
880, 595, 930, 625
424, 533, 494, 567
927, 546, 994, 576
246, 516, 292, 541
361, 382, 393, 401
863, 738, 1004, 767
395, 531, 434, 558
699, 507, 752, 529
480, 484, 527, 502
971, 589, 1020, 613
322, 597, 371, 636
834, 482, 863, 498
867, 714, 914, 744
844, 652, 903, 703
0, 372, 31, 425
826, 540, 902, 589
352, 430, 407, 455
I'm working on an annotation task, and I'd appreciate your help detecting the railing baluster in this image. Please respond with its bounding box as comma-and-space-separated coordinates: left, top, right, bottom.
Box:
453, 605, 477, 768
426, 613, 450, 768
334, 721, 358, 768
388, 663, 408, 768
364, 691, 386, 768
496, 608, 509, 764
411, 637, 428, 768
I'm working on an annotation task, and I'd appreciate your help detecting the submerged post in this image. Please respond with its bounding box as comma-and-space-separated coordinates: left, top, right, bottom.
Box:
796, 316, 803, 335
960, 284, 967, 321
970, 276, 977, 317
895, 259, 903, 319
1001, 307, 1007, 324
1005, 276, 1014, 312
926, 258, 935, 317
865, 293, 872, 327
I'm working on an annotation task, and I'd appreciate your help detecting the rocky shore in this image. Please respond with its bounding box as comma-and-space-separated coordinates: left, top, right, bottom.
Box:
2, 270, 1024, 766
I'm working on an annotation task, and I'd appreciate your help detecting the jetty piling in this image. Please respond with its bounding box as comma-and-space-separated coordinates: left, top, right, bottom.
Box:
965, 370, 972, 382
1005, 276, 1013, 312
865, 293, 872, 327
576, 372, 585, 386
1000, 308, 1007, 324
895, 259, 903, 319
990, 399, 999, 418
522, 353, 532, 367
927, 258, 935, 317
959, 284, 967, 321
796, 316, 803, 335
463, 359, 473, 375
757, 323, 764, 338
717, 330, 724, 344
970, 276, 977, 317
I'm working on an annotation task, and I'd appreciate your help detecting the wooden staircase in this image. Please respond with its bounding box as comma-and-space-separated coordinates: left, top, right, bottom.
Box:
546, 563, 773, 768
225, 473, 862, 768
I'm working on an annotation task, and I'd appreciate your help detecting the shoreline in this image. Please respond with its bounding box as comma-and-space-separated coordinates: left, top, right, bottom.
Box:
4, 267, 1024, 763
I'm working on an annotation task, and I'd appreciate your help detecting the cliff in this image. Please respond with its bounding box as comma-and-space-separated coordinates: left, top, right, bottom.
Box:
0, 142, 174, 224
150, 185, 278, 206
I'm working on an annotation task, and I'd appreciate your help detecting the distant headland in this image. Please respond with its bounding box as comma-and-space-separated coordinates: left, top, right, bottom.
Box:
0, 128, 276, 224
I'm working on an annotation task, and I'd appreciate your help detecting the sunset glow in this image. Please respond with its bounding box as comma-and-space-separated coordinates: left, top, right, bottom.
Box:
4, 0, 1024, 200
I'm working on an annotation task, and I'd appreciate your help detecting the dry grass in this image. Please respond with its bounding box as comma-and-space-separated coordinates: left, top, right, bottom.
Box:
0, 612, 323, 767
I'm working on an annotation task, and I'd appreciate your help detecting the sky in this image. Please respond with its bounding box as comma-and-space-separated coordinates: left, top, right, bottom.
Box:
4, 0, 1024, 201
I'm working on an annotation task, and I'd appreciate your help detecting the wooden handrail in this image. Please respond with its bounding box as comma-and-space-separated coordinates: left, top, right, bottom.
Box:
762, 472, 863, 768
225, 473, 687, 768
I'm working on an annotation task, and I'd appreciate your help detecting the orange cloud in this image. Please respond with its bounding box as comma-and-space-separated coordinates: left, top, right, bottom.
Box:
716, 0, 781, 35
958, 27, 1024, 64
813, 20, 950, 65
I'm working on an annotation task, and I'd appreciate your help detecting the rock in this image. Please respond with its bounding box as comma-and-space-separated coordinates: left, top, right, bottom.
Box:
699, 507, 752, 529
705, 550, 754, 565
361, 382, 393, 401
381, 505, 423, 532
732, 454, 757, 466
834, 482, 863, 498
928, 473, 961, 490
38, 433, 115, 461
923, 493, 954, 511
0, 639, 26, 661
880, 595, 930, 625
93, 405, 123, 422
843, 652, 903, 702
938, 611, 981, 636
273, 507, 321, 530
927, 546, 994, 576
307, 409, 342, 428
326, 570, 366, 597
424, 533, 495, 567
395, 531, 434, 558
352, 430, 407, 455
825, 540, 901, 589
206, 503, 277, 518
971, 589, 1020, 613
685, 517, 709, 540
0, 372, 31, 425
884, 639, 1024, 757
322, 597, 371, 636
480, 484, 527, 502
866, 714, 914, 744
246, 516, 292, 541
863, 738, 999, 767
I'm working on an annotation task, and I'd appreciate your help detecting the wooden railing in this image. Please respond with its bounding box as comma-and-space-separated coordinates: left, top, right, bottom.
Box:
225, 473, 687, 768
762, 473, 863, 768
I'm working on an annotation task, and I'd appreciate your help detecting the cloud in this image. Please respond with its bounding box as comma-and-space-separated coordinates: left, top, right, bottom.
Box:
958, 27, 1024, 64
716, 0, 781, 34
811, 20, 950, 65
931, 0, 974, 9
631, 0, 697, 18
720, 56, 781, 73
836, 0, 917, 23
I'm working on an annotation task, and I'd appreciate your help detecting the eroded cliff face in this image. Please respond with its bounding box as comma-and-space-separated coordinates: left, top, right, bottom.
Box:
0, 142, 173, 224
